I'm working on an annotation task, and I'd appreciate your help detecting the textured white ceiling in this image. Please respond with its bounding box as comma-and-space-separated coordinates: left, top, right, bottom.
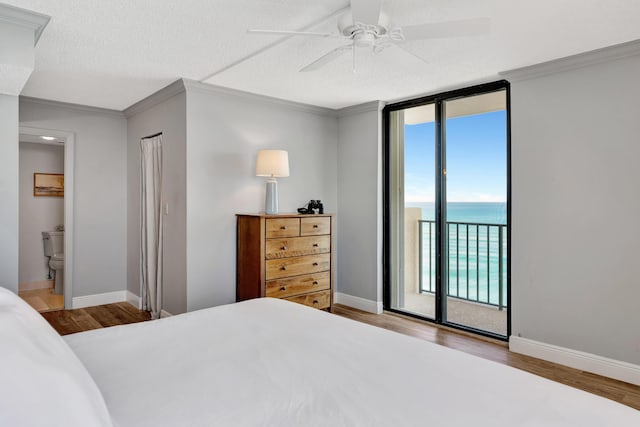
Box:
5, 0, 640, 110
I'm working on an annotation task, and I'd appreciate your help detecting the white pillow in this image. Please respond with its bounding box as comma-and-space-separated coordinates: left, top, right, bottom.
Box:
0, 286, 113, 427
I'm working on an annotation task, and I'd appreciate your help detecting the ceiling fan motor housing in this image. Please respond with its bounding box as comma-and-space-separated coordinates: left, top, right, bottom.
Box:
338, 11, 390, 39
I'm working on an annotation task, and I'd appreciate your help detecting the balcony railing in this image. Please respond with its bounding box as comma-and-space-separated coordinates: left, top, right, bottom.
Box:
418, 220, 508, 310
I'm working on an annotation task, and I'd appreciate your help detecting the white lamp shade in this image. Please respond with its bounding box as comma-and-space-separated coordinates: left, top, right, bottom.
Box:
256, 150, 290, 177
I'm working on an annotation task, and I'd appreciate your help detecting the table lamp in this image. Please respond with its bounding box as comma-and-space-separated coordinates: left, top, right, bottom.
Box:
256, 149, 289, 214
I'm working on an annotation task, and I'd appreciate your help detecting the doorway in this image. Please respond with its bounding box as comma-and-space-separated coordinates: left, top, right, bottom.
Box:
18, 126, 75, 310
384, 81, 510, 339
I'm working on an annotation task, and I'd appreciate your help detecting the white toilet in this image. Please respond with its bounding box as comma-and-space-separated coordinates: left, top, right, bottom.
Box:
42, 231, 64, 295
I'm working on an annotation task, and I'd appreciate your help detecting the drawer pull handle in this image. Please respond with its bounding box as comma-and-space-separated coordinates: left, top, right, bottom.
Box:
281, 266, 287, 271
313, 243, 319, 247
281, 245, 287, 250
280, 286, 287, 291
313, 300, 319, 304
312, 281, 319, 285
280, 226, 287, 230
312, 262, 318, 266
313, 224, 319, 228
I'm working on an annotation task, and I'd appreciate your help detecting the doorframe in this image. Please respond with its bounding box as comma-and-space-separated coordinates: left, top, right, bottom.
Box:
382, 80, 511, 341
19, 126, 75, 309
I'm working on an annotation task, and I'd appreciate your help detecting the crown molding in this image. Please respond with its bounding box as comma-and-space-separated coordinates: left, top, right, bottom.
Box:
182, 79, 336, 118
501, 38, 640, 82
123, 79, 186, 118
0, 3, 50, 45
336, 101, 384, 117
20, 96, 125, 118
384, 76, 501, 109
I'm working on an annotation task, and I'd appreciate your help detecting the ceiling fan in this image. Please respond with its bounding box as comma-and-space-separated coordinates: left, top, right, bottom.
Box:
247, 0, 490, 72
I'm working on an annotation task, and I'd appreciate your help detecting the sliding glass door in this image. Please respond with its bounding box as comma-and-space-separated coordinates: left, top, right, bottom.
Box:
388, 104, 437, 319
385, 82, 510, 339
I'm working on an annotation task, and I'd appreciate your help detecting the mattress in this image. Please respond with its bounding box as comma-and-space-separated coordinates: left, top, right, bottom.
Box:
65, 298, 639, 426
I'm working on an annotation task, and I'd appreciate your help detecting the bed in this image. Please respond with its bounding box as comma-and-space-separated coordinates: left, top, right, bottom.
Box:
0, 287, 638, 426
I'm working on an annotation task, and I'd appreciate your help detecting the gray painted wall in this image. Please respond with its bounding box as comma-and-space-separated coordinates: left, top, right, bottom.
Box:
185, 84, 338, 311
509, 54, 640, 365
0, 94, 19, 293
336, 105, 382, 302
126, 91, 187, 314
19, 142, 64, 285
19, 100, 128, 298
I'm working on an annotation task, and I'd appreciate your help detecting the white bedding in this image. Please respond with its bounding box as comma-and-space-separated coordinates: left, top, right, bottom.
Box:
0, 287, 112, 427
65, 298, 639, 426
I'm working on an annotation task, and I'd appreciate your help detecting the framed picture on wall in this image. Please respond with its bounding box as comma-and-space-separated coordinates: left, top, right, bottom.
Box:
34, 173, 64, 197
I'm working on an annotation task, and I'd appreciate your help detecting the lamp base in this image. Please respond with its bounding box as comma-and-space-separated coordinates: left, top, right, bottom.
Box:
265, 178, 278, 214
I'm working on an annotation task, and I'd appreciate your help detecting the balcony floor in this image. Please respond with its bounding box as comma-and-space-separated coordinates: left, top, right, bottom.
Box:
401, 292, 507, 336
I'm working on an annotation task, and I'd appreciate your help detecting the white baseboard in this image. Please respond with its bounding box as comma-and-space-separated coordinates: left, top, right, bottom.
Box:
72, 290, 127, 309
509, 336, 640, 386
75, 290, 172, 319
334, 292, 383, 314
125, 290, 172, 317
20, 280, 53, 291
126, 290, 141, 308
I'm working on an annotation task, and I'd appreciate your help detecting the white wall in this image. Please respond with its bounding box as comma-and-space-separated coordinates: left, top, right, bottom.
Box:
505, 50, 640, 365
126, 85, 187, 314
185, 82, 338, 311
19, 99, 128, 298
336, 103, 383, 305
0, 18, 35, 96
18, 142, 64, 285
0, 9, 43, 294
0, 94, 19, 293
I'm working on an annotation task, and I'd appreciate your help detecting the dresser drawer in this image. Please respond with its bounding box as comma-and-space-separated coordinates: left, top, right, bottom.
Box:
265, 235, 330, 259
265, 254, 331, 280
265, 272, 330, 298
285, 290, 331, 310
300, 217, 330, 236
237, 213, 334, 310
265, 218, 300, 238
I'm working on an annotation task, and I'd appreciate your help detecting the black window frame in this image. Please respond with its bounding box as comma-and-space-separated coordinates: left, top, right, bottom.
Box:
382, 80, 512, 341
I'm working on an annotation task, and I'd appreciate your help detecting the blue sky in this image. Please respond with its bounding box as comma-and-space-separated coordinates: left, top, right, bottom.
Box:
404, 110, 507, 203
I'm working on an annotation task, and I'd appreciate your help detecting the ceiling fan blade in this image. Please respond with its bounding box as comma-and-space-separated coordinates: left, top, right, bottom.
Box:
401, 17, 491, 40
247, 29, 334, 38
350, 0, 384, 25
394, 43, 430, 65
300, 45, 352, 72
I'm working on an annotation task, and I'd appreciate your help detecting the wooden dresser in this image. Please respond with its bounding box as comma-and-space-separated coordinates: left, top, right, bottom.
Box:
236, 213, 334, 311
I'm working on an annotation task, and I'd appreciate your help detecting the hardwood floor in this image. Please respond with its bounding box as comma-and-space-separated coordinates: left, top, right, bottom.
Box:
40, 301, 639, 410
41, 302, 150, 335
19, 287, 64, 312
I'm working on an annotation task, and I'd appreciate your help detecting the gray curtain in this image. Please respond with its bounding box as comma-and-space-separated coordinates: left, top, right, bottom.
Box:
140, 135, 163, 319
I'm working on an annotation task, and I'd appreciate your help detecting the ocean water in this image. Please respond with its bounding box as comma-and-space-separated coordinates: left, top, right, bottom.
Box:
405, 202, 507, 225
406, 202, 508, 307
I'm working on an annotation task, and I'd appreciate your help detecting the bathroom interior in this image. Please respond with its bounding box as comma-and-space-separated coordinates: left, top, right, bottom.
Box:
18, 133, 66, 312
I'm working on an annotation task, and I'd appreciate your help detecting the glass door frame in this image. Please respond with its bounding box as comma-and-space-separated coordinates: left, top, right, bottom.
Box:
383, 80, 511, 340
